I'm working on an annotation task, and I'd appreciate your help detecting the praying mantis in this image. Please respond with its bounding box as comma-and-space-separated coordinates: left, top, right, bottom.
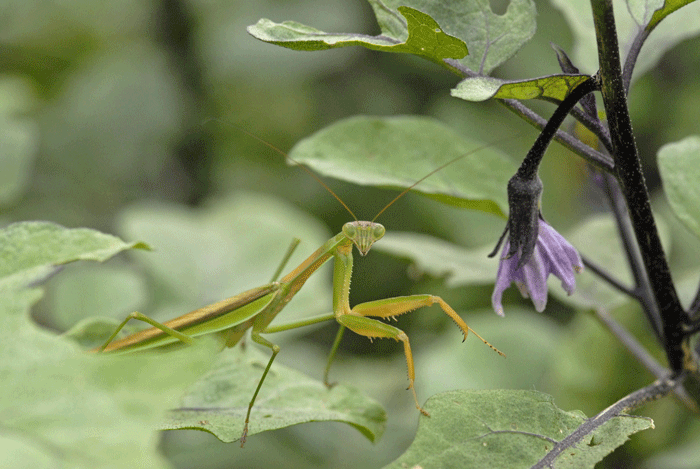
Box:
93, 128, 506, 445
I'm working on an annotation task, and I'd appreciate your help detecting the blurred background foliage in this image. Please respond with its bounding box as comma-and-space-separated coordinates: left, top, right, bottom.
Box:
2, 0, 700, 467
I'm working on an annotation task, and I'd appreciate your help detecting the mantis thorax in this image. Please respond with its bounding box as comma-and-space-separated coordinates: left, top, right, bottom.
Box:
342, 221, 386, 256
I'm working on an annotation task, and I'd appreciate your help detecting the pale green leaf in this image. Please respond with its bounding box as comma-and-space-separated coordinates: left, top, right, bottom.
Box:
372, 0, 537, 74
418, 309, 562, 394
48, 264, 147, 330
376, 232, 496, 287
0, 288, 219, 469
629, 0, 666, 27
0, 221, 149, 291
551, 0, 700, 80
644, 433, 700, 468
550, 214, 670, 310
646, 0, 697, 32
452, 74, 591, 103
248, 6, 467, 71
249, 0, 536, 74
384, 390, 652, 469
288, 116, 517, 217
0, 76, 38, 205
164, 344, 387, 443
658, 136, 700, 240
116, 193, 332, 329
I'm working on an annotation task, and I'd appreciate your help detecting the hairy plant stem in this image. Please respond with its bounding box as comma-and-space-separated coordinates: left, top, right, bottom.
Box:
590, 0, 686, 371
444, 59, 614, 171
532, 375, 681, 468
599, 172, 662, 339
515, 76, 599, 180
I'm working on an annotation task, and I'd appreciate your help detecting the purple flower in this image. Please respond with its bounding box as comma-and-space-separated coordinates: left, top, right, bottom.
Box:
492, 219, 583, 316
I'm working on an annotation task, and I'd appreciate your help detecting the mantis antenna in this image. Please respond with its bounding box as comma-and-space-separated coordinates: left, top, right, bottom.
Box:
371, 132, 526, 222
213, 120, 359, 221
210, 118, 524, 226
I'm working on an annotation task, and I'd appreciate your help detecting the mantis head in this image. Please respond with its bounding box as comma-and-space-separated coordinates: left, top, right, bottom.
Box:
342, 221, 386, 256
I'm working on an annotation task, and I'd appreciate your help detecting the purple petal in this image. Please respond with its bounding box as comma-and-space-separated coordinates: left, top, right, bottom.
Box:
520, 248, 548, 312
491, 219, 583, 315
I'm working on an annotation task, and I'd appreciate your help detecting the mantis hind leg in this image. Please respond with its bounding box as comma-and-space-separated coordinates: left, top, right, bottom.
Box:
95, 311, 194, 352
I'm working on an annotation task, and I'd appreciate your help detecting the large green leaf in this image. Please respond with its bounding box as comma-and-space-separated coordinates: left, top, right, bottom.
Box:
646, 0, 698, 32
452, 74, 591, 103
550, 213, 670, 310
164, 344, 387, 444
248, 0, 536, 75
116, 193, 332, 330
48, 264, 147, 330
384, 390, 652, 469
0, 77, 38, 205
249, 6, 467, 71
376, 232, 497, 287
0, 288, 219, 469
288, 116, 517, 217
658, 136, 700, 240
551, 0, 700, 80
0, 221, 148, 291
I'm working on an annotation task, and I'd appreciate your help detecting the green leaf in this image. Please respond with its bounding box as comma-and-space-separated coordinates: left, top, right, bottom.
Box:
62, 316, 123, 349
645, 0, 697, 32
384, 390, 652, 469
628, 0, 666, 28
376, 232, 496, 287
49, 264, 147, 330
658, 136, 700, 240
418, 308, 562, 393
551, 0, 700, 81
164, 344, 387, 444
452, 74, 591, 103
116, 193, 332, 329
247, 6, 467, 71
550, 213, 670, 310
0, 76, 38, 205
288, 116, 517, 217
0, 221, 149, 291
0, 288, 219, 469
249, 0, 536, 75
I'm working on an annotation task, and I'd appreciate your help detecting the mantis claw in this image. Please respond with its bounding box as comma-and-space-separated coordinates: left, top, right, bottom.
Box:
240, 425, 248, 448
324, 380, 338, 389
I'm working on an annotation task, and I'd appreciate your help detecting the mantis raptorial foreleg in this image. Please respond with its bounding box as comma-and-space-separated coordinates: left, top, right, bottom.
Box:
334, 294, 504, 415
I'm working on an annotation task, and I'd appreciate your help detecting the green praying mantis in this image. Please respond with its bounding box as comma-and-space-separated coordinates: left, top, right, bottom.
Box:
92, 128, 506, 446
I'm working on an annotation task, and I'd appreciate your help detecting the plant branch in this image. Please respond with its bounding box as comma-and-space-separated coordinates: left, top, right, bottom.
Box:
599, 172, 663, 339
444, 59, 613, 172
503, 97, 613, 171
622, 27, 650, 93
568, 104, 613, 154
591, 0, 686, 371
531, 374, 682, 469
593, 307, 698, 411
581, 255, 638, 300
